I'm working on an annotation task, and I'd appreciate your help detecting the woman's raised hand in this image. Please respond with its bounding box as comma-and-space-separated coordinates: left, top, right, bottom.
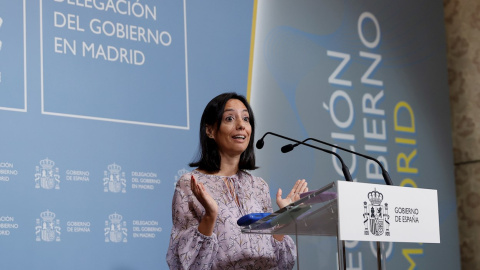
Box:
191, 175, 218, 216
191, 175, 218, 236
276, 179, 308, 209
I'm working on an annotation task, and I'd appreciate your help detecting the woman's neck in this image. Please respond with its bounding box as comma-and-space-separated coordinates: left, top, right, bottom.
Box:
216, 154, 240, 176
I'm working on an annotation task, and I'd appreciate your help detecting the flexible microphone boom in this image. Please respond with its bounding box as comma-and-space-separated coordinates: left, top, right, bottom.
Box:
256, 132, 353, 182
282, 138, 393, 185
256, 132, 270, 149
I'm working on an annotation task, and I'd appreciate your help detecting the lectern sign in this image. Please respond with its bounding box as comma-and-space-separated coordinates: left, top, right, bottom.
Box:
337, 181, 440, 243
363, 188, 390, 237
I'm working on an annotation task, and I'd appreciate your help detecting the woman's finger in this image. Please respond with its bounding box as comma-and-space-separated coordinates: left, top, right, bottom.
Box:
298, 180, 308, 193
191, 175, 202, 197
293, 179, 306, 194
276, 188, 283, 200
288, 180, 301, 196
199, 182, 206, 193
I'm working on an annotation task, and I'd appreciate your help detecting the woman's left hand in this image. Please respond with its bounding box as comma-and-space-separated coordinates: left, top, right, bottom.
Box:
276, 179, 308, 209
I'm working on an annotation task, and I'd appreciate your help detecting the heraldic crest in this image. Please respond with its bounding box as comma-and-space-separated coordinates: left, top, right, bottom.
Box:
363, 188, 390, 236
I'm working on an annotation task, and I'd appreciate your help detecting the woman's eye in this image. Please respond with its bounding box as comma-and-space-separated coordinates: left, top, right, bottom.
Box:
243, 117, 250, 122
225, 116, 234, 121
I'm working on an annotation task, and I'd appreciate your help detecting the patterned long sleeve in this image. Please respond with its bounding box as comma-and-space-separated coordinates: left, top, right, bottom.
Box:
166, 174, 219, 270
166, 170, 296, 270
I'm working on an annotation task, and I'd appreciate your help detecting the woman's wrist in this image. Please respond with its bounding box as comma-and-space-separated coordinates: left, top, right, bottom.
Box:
273, 234, 284, 241
198, 213, 217, 236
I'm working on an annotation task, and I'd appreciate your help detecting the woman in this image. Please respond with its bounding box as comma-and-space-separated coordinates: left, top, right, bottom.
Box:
166, 92, 308, 269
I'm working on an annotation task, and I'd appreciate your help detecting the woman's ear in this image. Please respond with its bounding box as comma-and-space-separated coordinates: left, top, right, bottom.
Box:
206, 125, 215, 139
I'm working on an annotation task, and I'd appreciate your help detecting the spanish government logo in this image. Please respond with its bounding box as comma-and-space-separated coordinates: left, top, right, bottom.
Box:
103, 163, 126, 193
174, 168, 189, 188
35, 210, 61, 242
35, 158, 60, 190
105, 212, 127, 243
363, 188, 390, 236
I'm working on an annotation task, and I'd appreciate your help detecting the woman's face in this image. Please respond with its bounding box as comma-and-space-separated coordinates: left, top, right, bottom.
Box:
208, 99, 252, 159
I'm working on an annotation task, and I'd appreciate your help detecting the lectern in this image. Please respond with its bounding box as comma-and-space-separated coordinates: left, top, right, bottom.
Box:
241, 181, 440, 270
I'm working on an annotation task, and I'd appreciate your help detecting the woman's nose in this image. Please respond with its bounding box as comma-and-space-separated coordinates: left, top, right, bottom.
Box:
236, 119, 245, 129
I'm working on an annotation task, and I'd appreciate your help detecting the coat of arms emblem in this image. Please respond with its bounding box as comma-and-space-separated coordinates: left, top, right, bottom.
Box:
35, 158, 60, 189
35, 210, 61, 242
363, 188, 390, 236
103, 163, 126, 193
104, 212, 127, 243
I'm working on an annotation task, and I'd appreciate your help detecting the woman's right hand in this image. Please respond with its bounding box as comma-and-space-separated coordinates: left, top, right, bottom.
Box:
191, 175, 218, 236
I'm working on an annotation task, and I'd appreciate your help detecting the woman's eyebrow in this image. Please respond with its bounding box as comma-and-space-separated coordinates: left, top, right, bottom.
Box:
223, 108, 248, 113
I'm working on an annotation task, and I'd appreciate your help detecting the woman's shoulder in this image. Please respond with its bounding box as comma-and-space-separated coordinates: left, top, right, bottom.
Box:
239, 170, 268, 186
174, 170, 193, 188
177, 169, 194, 179
179, 169, 220, 183
177, 169, 209, 179
175, 169, 211, 186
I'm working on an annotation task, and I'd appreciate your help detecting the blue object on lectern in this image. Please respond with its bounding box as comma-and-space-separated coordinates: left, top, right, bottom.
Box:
237, 213, 272, 226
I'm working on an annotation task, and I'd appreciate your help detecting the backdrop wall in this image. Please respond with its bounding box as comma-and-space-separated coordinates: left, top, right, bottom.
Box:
0, 1, 253, 269
250, 0, 460, 269
0, 1, 460, 269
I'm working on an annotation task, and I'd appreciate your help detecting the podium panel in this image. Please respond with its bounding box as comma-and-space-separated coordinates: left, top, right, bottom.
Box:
241, 182, 345, 269
337, 181, 440, 243
241, 181, 440, 270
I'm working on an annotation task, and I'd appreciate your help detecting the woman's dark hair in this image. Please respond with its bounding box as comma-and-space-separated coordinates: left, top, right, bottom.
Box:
189, 92, 258, 172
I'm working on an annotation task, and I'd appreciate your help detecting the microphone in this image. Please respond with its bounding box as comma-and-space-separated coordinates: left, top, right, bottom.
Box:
282, 138, 393, 185
256, 132, 271, 149
280, 144, 295, 153
256, 132, 353, 182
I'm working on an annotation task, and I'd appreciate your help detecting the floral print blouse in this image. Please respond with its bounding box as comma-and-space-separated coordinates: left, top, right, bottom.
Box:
166, 170, 296, 269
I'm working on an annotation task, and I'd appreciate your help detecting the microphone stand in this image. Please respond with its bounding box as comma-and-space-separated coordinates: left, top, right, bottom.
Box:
282, 138, 393, 185
256, 132, 353, 182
